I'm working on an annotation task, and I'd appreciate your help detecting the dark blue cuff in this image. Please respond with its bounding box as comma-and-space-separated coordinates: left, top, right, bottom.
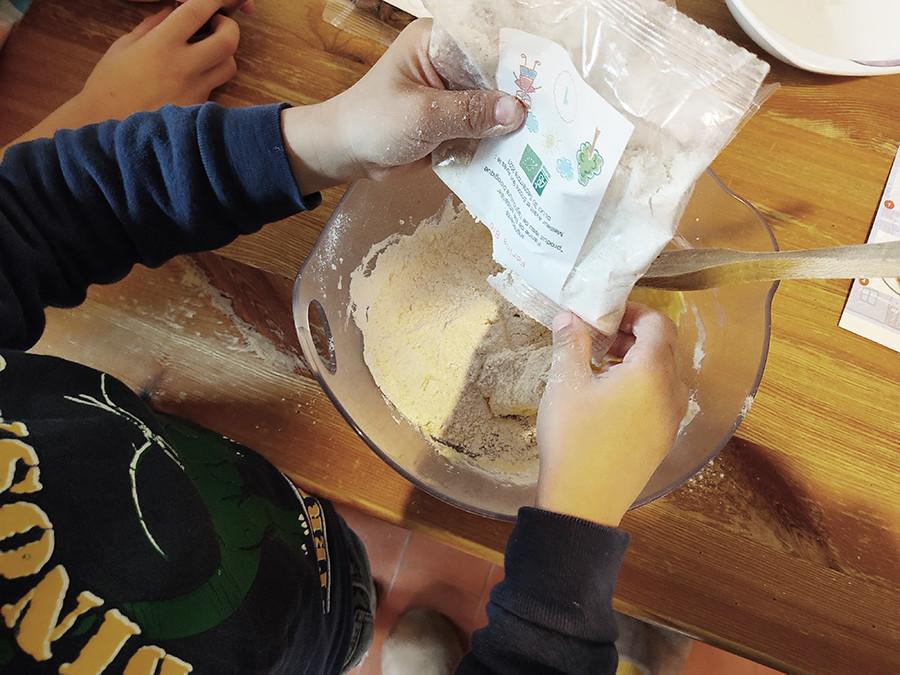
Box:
208, 102, 321, 214
492, 507, 630, 641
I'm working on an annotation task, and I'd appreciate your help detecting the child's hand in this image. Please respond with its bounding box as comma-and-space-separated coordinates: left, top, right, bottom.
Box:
77, 0, 241, 122
1, 0, 247, 154
536, 304, 689, 527
280, 19, 526, 194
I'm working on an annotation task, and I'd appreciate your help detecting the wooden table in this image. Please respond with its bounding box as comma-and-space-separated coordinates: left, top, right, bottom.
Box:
1, 1, 898, 672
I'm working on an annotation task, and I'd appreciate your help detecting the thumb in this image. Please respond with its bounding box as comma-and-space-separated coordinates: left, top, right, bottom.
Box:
428, 89, 525, 142
548, 312, 592, 386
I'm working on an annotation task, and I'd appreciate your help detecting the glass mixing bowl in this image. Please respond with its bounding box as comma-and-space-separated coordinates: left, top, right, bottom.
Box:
293, 168, 777, 520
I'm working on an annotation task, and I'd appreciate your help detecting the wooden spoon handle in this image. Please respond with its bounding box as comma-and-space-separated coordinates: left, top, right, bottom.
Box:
637, 241, 900, 290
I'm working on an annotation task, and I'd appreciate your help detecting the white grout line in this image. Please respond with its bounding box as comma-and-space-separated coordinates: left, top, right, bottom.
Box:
387, 530, 414, 599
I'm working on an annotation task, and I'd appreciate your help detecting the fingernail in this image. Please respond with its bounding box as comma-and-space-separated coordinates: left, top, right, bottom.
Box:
552, 312, 573, 332
494, 96, 521, 126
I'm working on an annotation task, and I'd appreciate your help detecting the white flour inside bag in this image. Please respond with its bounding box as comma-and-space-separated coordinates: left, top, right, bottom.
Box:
426, 0, 771, 334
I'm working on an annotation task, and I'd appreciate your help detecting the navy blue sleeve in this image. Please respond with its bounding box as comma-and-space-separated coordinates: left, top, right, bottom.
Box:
0, 103, 317, 350
458, 507, 629, 674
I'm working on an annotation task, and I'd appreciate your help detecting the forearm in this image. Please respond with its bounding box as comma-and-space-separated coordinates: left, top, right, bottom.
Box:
0, 102, 315, 349
457, 508, 629, 674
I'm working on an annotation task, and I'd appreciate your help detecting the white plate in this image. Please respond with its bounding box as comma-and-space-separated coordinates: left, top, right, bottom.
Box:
726, 0, 900, 76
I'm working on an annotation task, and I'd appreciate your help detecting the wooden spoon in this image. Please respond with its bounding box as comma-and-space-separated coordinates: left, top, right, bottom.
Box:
637, 240, 900, 291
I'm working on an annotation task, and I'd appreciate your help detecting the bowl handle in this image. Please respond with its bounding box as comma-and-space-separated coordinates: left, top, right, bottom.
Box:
293, 277, 337, 376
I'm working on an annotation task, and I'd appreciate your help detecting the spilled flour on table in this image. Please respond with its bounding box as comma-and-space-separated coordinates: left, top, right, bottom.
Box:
739, 394, 755, 420
180, 261, 303, 375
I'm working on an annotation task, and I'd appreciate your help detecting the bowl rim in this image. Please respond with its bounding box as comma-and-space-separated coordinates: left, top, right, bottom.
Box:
293, 169, 779, 521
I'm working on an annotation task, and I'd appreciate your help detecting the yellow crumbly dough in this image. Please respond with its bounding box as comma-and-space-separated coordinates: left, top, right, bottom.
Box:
349, 199, 688, 480
350, 200, 550, 480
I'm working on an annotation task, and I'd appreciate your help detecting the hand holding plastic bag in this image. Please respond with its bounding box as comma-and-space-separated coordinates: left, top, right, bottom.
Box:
425, 0, 770, 334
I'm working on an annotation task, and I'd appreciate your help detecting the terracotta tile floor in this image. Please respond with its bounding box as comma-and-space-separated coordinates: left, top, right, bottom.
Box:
338, 505, 782, 675
681, 642, 781, 675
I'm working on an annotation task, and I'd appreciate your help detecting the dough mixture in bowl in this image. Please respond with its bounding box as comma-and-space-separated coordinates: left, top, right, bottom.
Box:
349, 199, 687, 482
350, 200, 551, 482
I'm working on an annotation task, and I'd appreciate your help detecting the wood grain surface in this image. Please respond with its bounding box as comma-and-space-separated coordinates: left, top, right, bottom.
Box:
1, 1, 898, 672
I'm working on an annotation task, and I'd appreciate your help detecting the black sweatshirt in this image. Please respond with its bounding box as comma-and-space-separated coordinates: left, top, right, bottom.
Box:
0, 103, 628, 673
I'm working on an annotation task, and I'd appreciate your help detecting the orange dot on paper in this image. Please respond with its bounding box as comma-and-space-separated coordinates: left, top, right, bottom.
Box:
885, 199, 895, 209
860, 278, 869, 285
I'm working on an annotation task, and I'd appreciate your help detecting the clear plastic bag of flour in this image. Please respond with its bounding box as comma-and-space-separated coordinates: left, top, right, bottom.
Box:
425, 0, 771, 335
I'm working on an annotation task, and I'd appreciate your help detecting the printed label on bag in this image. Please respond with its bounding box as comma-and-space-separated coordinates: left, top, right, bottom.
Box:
439, 28, 634, 298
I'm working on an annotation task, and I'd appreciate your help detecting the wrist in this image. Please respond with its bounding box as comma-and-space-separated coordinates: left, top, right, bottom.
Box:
65, 92, 116, 128
280, 102, 360, 195
535, 480, 627, 528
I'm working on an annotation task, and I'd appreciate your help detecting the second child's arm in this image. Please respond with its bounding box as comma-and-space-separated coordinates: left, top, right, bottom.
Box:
458, 306, 689, 674
0, 20, 524, 350
2, 0, 244, 154
0, 104, 306, 349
